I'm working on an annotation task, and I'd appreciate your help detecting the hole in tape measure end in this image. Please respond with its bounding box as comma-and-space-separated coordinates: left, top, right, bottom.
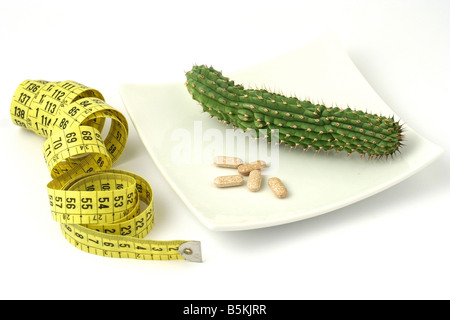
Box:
179, 241, 202, 263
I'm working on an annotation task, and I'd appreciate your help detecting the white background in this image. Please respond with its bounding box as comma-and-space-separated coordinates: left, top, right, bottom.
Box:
1, 0, 449, 300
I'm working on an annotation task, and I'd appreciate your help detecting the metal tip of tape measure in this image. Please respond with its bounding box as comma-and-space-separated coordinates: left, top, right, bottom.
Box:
179, 241, 202, 262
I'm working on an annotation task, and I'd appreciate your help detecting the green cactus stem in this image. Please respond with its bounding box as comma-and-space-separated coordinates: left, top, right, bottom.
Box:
185, 65, 404, 158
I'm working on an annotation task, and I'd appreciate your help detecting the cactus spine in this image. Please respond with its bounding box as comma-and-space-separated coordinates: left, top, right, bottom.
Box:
185, 65, 404, 158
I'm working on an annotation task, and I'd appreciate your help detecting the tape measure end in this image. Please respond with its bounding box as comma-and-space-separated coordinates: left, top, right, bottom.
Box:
179, 241, 202, 263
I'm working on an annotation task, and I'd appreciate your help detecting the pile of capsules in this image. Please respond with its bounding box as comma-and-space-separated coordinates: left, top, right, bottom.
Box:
212, 156, 287, 199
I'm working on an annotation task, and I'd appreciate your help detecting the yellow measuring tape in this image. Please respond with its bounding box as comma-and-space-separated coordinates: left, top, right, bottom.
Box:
10, 80, 202, 262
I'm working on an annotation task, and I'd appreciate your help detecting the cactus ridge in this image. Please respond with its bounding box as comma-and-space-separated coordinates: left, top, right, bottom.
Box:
185, 65, 404, 158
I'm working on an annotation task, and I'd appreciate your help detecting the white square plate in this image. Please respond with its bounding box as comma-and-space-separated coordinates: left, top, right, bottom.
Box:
120, 34, 442, 231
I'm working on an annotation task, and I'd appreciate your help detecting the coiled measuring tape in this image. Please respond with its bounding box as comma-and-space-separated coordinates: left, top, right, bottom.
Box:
10, 80, 202, 262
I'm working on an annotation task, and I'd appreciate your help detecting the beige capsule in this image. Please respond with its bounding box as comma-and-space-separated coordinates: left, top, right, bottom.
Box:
214, 175, 245, 188
214, 156, 244, 169
237, 160, 267, 176
268, 177, 287, 198
247, 170, 262, 192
